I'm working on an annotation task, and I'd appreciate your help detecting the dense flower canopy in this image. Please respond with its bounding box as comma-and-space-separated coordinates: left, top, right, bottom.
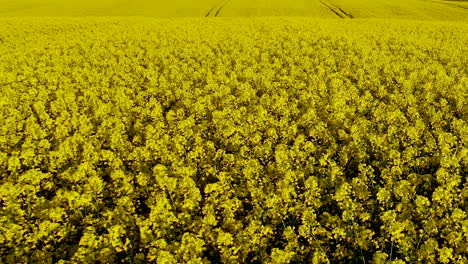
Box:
0, 17, 467, 263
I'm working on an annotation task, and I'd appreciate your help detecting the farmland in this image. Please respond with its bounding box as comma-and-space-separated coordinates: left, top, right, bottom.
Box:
0, 0, 468, 19
1, 1, 468, 264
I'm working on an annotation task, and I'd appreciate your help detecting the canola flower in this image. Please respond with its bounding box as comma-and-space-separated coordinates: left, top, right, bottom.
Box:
0, 17, 467, 263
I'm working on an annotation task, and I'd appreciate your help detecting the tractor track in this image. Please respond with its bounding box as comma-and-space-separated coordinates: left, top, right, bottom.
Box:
432, 0, 468, 10
319, 0, 353, 18
205, 6, 216, 17
205, 0, 231, 17
333, 4, 354, 18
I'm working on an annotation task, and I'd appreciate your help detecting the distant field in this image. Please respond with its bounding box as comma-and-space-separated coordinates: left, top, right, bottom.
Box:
0, 0, 467, 19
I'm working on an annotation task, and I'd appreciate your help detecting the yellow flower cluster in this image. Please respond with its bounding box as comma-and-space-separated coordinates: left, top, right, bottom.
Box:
0, 17, 467, 263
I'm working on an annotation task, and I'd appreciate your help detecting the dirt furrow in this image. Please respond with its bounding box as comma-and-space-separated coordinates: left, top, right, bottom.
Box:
433, 1, 468, 10
205, 6, 216, 17
206, 0, 231, 17
332, 4, 354, 18
318, 0, 347, 18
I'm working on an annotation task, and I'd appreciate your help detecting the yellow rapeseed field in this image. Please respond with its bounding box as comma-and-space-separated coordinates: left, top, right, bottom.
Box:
0, 1, 467, 264
1, 0, 468, 19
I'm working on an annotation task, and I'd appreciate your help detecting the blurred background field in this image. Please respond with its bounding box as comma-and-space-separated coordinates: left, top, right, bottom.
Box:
0, 0, 467, 20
